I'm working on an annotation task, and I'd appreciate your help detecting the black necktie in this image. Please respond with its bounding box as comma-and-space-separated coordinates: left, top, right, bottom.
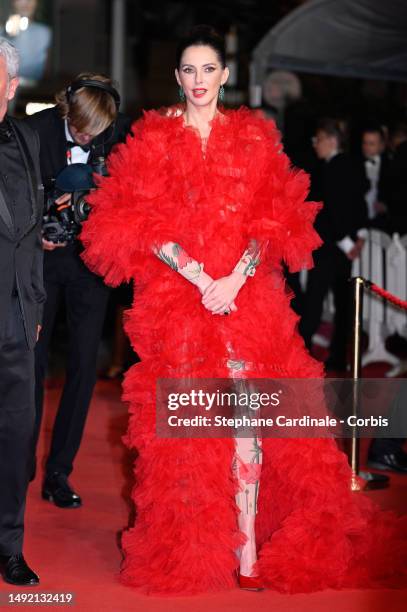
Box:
66, 140, 90, 153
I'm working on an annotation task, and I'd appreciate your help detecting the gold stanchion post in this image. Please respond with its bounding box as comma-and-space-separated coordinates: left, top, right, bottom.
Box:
350, 277, 363, 490
349, 277, 389, 491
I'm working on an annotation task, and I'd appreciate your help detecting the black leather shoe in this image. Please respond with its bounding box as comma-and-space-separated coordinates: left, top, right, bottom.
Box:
0, 554, 39, 586
367, 451, 407, 473
42, 472, 82, 508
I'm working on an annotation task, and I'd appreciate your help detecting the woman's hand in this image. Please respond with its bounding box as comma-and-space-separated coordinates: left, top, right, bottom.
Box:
194, 271, 215, 295
153, 242, 242, 315
202, 271, 246, 315
195, 271, 236, 315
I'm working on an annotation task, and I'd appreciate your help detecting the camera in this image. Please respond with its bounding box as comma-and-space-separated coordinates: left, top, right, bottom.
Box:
43, 157, 107, 244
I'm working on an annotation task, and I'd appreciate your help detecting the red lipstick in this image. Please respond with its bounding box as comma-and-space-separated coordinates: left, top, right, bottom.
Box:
192, 88, 207, 98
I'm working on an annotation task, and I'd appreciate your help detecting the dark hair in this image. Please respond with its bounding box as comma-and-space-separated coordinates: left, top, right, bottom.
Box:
176, 25, 226, 68
362, 124, 386, 140
316, 118, 348, 149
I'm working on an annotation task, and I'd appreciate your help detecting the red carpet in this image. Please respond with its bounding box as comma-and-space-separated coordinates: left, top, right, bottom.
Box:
12, 379, 407, 611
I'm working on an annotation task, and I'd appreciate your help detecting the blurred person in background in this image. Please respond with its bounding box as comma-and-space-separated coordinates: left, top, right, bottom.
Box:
385, 122, 407, 235
25, 75, 131, 509
1, 0, 51, 84
360, 124, 390, 231
366, 123, 407, 474
299, 118, 368, 371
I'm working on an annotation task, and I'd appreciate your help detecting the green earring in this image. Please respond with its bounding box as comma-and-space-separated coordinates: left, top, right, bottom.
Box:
179, 86, 185, 102
219, 85, 225, 102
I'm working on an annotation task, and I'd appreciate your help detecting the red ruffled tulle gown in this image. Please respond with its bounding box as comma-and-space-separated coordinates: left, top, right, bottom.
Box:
81, 107, 407, 595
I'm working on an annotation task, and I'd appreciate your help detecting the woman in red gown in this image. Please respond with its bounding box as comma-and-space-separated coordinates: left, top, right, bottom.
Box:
81, 26, 407, 595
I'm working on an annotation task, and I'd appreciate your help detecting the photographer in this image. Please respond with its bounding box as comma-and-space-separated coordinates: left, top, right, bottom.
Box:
25, 74, 131, 508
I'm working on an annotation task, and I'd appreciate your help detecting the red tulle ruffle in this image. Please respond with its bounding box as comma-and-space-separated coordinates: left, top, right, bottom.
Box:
81, 107, 407, 595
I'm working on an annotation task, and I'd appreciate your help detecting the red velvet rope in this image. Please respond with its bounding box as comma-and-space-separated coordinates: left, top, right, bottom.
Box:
367, 282, 407, 310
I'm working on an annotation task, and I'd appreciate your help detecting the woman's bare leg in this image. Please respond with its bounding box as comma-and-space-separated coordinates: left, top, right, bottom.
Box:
233, 435, 263, 576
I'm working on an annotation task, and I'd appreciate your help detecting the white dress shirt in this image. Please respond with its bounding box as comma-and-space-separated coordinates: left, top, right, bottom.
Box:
364, 154, 381, 220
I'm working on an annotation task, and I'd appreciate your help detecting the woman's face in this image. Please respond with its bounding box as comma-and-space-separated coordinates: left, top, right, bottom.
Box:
175, 45, 228, 108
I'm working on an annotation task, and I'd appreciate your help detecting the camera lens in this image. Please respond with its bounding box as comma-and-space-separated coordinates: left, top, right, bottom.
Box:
75, 196, 91, 222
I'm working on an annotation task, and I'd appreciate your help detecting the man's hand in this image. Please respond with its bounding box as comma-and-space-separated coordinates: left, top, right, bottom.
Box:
42, 238, 67, 251
42, 193, 71, 250
55, 192, 71, 209
202, 271, 246, 315
347, 238, 365, 260
36, 325, 42, 342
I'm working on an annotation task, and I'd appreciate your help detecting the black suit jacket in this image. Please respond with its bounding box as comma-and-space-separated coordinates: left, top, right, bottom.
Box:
359, 152, 391, 203
377, 152, 391, 204
24, 107, 132, 191
310, 153, 369, 248
0, 118, 46, 349
383, 141, 407, 232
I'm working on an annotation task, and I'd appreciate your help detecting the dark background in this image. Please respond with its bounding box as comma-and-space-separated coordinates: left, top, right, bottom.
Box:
1, 0, 405, 144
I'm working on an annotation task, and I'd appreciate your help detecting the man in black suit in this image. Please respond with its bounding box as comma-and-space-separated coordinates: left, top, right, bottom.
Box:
25, 74, 132, 508
367, 124, 407, 473
0, 39, 44, 586
360, 125, 390, 232
299, 119, 368, 370
384, 123, 407, 235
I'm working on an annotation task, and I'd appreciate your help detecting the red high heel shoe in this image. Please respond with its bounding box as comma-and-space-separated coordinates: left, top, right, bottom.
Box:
238, 572, 265, 591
